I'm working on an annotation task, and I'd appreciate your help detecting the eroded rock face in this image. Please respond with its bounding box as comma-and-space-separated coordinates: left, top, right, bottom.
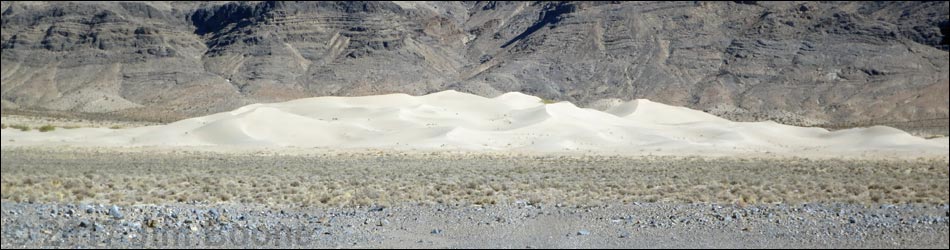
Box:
2, 1, 947, 132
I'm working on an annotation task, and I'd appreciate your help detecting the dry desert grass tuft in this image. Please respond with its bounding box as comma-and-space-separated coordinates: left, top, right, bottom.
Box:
2, 124, 64, 132
1, 114, 156, 131
8, 125, 31, 132
1, 149, 947, 208
540, 99, 559, 104
38, 125, 56, 132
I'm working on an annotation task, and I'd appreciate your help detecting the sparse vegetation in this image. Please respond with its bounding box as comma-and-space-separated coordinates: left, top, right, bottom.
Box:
1, 114, 159, 132
0, 124, 6, 129
540, 98, 558, 104
1, 149, 946, 207
38, 125, 56, 132
9, 125, 31, 132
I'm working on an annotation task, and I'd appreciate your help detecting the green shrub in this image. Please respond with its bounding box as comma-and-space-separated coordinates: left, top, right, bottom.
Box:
109, 125, 124, 130
540, 99, 558, 104
10, 125, 31, 132
38, 125, 56, 132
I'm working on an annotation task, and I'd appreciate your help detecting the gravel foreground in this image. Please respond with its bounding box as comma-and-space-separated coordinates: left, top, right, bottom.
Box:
1, 147, 948, 248
2, 202, 948, 248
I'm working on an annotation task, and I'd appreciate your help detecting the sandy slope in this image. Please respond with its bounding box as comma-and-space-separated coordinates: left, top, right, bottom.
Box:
1, 91, 946, 158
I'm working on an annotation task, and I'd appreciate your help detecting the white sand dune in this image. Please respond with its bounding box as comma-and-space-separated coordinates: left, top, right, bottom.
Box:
2, 91, 947, 158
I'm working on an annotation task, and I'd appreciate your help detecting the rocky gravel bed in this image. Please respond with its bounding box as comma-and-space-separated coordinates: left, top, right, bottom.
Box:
2, 202, 947, 248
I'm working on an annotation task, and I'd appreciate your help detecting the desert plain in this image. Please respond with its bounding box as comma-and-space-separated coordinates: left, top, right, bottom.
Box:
1, 91, 948, 248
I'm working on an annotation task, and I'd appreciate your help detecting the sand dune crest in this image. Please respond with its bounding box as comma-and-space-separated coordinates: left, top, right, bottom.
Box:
2, 91, 946, 158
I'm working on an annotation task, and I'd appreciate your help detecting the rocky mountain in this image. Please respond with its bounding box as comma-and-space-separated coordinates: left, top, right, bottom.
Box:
1, 1, 948, 134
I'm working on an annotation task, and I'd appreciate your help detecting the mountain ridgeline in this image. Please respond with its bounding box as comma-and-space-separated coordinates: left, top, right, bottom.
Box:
1, 1, 947, 134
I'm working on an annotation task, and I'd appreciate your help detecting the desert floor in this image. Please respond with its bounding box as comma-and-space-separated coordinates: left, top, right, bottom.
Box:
1, 147, 947, 248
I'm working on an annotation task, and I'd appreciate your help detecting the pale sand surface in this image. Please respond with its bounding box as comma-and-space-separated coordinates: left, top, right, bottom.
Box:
1, 91, 947, 160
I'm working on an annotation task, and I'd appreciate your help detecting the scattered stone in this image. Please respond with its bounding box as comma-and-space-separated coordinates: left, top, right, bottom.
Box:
209, 209, 220, 220
147, 219, 161, 228
619, 232, 631, 238
109, 205, 124, 220
0, 195, 946, 247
